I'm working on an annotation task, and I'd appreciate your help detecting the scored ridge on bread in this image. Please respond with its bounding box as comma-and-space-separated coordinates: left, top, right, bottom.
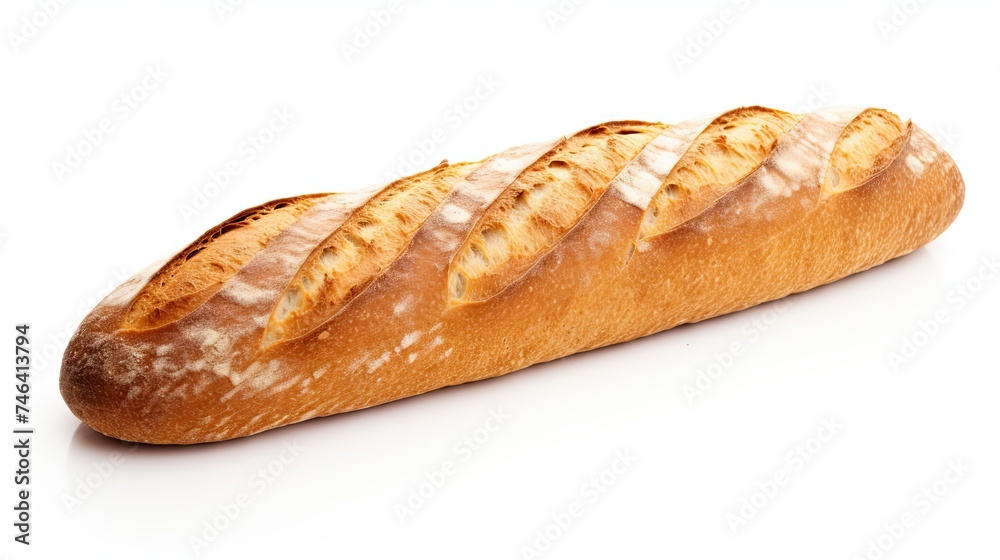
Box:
123, 196, 324, 331
824, 108, 908, 195
639, 106, 802, 239
264, 162, 479, 344
448, 121, 664, 303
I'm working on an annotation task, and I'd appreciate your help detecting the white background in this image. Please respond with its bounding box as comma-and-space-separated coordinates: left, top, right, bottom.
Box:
1, 1, 998, 558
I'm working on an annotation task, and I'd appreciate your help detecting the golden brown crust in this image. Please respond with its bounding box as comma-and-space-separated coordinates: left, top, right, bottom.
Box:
59, 107, 964, 444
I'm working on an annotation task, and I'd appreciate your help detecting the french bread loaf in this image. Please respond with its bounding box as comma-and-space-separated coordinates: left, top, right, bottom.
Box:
60, 106, 964, 444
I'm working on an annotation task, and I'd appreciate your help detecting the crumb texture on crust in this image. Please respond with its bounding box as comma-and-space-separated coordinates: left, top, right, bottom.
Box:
264, 163, 478, 344
448, 122, 664, 302
123, 196, 322, 331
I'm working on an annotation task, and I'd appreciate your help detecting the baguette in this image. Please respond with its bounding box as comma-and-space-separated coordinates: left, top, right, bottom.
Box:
60, 106, 965, 444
